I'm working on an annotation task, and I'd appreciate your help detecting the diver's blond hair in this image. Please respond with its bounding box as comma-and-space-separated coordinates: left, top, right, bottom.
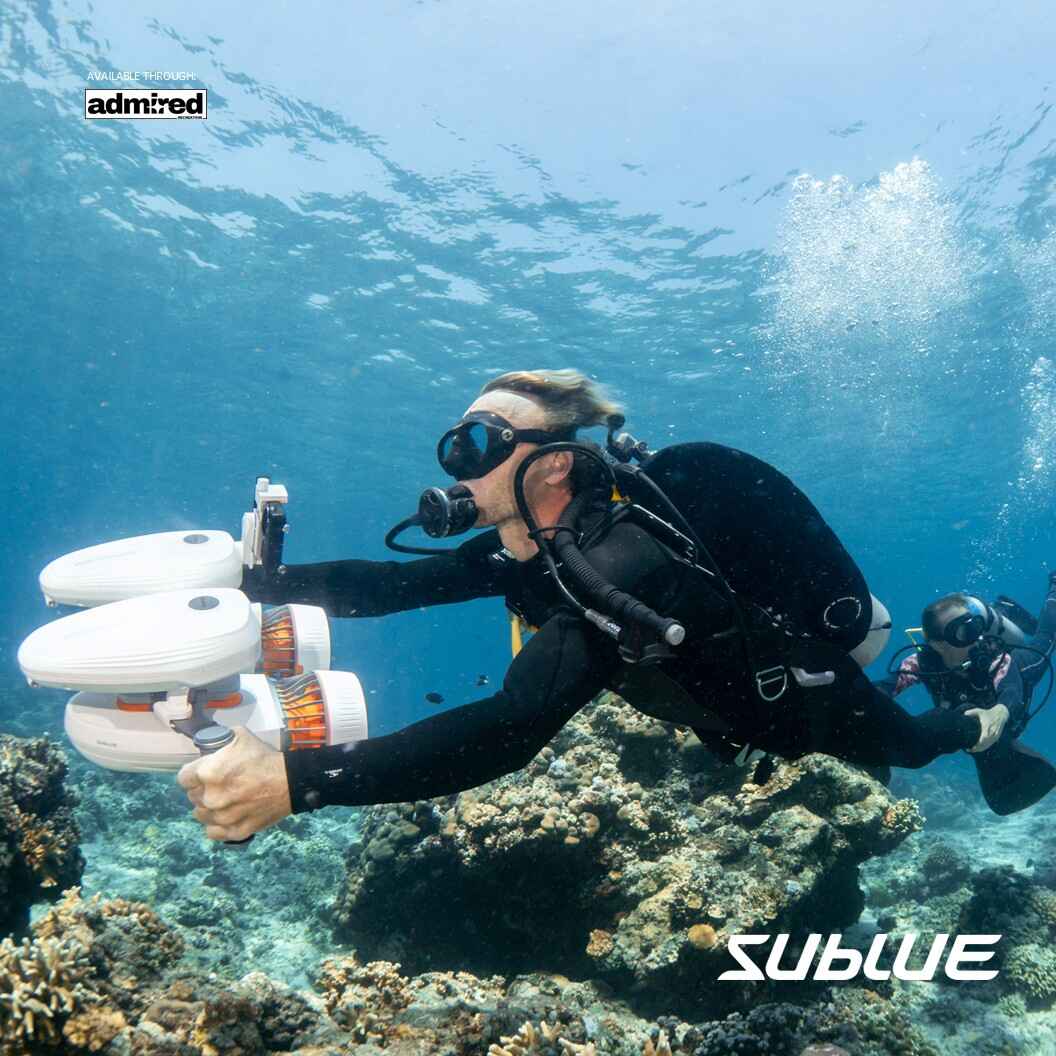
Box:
480, 369, 622, 432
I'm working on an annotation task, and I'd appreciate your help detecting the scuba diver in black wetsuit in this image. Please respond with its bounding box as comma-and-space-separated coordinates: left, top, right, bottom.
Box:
177, 369, 988, 842
876, 583, 1056, 815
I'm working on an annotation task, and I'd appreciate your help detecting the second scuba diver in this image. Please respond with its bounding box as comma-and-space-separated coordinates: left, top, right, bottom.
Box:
876, 585, 1056, 814
177, 369, 999, 841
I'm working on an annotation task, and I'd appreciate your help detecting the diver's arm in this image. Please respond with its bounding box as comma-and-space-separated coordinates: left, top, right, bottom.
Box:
994, 655, 1027, 730
807, 666, 980, 769
240, 529, 508, 617
282, 613, 613, 808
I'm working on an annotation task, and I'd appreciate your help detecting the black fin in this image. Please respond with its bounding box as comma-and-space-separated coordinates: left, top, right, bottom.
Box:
972, 738, 1056, 815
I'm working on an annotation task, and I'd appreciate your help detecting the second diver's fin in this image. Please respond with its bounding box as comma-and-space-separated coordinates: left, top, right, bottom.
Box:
972, 738, 1056, 815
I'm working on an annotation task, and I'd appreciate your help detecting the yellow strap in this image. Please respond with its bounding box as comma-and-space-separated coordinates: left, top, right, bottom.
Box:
905, 626, 924, 646
510, 613, 537, 657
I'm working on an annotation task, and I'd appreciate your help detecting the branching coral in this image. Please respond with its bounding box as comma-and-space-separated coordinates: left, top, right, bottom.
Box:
489, 1020, 559, 1055
880, 799, 924, 839
995, 993, 1028, 1018
1005, 943, 1056, 1004
33, 886, 184, 994
488, 1019, 597, 1056
0, 934, 95, 1053
317, 955, 413, 1043
11, 804, 65, 888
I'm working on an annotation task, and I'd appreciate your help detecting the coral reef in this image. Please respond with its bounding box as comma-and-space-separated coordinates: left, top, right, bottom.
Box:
1003, 944, 1056, 1005
0, 886, 345, 1054
860, 832, 975, 951
0, 923, 994, 1056
332, 693, 919, 1015
0, 734, 83, 934
919, 841, 971, 896
678, 988, 938, 1056
0, 934, 95, 1054
0, 689, 1025, 1055
67, 750, 358, 986
33, 886, 185, 999
995, 993, 1027, 1019
958, 864, 1056, 1007
317, 954, 415, 1042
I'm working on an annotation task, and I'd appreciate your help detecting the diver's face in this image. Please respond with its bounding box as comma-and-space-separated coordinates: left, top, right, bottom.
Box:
457, 391, 563, 528
927, 637, 972, 670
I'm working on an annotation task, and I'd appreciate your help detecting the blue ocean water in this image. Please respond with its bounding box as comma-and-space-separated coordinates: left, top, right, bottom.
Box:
1, 0, 1055, 762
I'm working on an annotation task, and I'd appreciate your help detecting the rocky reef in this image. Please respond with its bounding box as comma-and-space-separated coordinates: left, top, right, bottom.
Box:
0, 734, 83, 935
858, 764, 1056, 1056
332, 694, 921, 1017
0, 698, 1000, 1056
0, 885, 940, 1056
69, 760, 356, 985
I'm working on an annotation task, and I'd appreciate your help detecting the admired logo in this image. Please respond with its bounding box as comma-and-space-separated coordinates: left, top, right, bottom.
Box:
719, 933, 1000, 982
84, 89, 207, 120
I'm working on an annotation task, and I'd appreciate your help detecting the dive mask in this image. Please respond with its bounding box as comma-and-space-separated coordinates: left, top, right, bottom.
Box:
437, 412, 574, 480
937, 597, 994, 648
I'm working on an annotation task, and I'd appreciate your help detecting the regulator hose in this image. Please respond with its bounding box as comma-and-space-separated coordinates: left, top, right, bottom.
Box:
513, 443, 685, 648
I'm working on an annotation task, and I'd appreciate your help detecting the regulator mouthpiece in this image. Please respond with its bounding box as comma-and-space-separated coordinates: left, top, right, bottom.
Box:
418, 484, 478, 538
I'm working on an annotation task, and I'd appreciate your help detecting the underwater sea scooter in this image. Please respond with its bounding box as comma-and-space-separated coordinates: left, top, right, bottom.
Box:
17, 587, 368, 772
37, 476, 290, 608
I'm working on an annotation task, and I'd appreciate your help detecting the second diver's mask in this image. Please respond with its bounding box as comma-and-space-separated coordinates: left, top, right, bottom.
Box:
437, 411, 574, 481
929, 596, 996, 649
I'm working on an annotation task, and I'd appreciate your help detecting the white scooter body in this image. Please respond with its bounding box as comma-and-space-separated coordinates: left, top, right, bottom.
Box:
37, 478, 288, 608
19, 588, 262, 693
19, 478, 371, 774
39, 531, 244, 608
64, 670, 367, 772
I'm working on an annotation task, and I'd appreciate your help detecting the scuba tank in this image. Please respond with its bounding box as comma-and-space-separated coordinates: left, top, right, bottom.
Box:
992, 596, 1036, 645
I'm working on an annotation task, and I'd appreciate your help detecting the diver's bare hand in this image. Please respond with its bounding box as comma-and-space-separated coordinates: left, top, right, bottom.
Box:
176, 726, 292, 841
964, 703, 1009, 754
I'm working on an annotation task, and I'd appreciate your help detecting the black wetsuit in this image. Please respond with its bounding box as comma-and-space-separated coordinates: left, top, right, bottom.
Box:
243, 505, 980, 812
